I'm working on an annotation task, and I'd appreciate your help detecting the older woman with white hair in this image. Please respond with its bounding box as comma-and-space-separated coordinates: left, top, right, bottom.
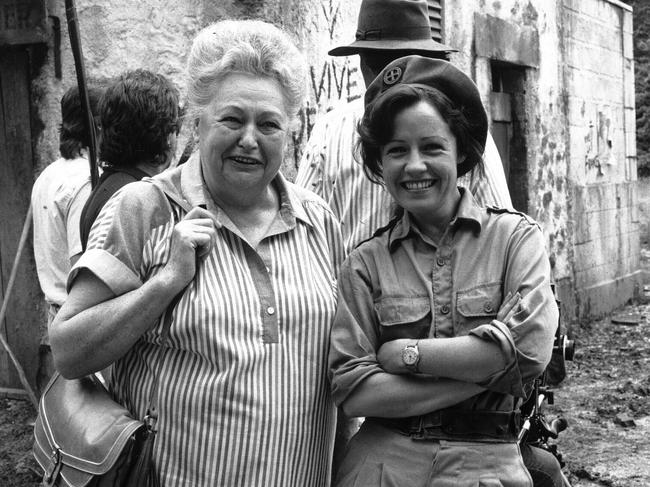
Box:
51, 20, 343, 486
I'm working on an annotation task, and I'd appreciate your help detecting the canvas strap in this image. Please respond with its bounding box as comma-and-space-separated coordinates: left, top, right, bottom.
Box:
141, 180, 196, 429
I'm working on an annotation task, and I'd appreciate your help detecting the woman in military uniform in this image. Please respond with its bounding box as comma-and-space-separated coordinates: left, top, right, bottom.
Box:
328, 55, 558, 486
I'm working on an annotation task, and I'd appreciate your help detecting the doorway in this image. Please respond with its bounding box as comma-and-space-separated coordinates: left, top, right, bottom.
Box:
490, 61, 529, 213
0, 46, 42, 392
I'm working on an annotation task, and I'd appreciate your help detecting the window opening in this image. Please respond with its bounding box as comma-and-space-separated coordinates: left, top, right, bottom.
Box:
427, 0, 443, 42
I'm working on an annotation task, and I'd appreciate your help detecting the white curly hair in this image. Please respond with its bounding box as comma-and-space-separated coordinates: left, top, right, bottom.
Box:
185, 19, 307, 122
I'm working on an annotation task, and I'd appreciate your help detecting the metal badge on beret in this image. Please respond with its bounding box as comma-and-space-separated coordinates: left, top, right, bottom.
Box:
383, 66, 403, 86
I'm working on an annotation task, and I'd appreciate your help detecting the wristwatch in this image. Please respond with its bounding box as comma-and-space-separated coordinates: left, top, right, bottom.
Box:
401, 340, 420, 373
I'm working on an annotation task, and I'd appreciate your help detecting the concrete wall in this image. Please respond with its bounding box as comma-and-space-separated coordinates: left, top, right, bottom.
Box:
440, 0, 639, 320
561, 0, 641, 318
28, 0, 639, 321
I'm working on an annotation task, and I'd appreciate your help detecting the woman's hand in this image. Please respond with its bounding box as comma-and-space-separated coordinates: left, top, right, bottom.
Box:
51, 206, 217, 378
157, 207, 217, 292
377, 339, 410, 374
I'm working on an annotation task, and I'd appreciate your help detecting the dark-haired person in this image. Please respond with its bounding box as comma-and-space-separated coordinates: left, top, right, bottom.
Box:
79, 69, 180, 249
31, 84, 103, 393
296, 0, 512, 255
328, 56, 558, 486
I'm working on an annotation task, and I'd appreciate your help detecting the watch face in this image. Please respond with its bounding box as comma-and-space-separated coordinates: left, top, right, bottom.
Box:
402, 346, 419, 366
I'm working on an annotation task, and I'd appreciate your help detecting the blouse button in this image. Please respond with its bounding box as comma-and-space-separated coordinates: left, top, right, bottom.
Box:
436, 257, 445, 267
267, 306, 276, 315
484, 302, 494, 313
440, 304, 450, 315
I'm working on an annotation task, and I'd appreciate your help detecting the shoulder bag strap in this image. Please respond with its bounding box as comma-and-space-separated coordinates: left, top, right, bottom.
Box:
141, 180, 196, 428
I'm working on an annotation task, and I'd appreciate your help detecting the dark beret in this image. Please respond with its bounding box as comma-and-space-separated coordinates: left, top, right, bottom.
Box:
364, 55, 488, 160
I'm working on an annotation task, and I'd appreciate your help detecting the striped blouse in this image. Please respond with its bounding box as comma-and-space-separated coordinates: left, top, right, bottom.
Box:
296, 97, 513, 254
70, 155, 344, 486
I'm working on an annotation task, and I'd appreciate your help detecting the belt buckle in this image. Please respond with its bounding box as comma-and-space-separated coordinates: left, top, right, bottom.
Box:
411, 412, 443, 440
410, 415, 426, 440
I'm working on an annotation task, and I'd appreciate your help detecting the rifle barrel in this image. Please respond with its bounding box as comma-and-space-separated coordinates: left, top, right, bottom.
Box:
64, 0, 99, 189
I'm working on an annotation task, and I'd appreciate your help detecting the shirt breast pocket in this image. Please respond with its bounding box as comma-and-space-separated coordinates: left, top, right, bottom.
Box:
374, 296, 431, 343
455, 282, 502, 336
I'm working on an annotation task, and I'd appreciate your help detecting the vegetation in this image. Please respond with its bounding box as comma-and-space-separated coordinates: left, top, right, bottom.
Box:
624, 0, 650, 176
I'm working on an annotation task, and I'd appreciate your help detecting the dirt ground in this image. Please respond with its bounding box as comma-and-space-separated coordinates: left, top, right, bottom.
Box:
550, 303, 650, 486
2, 291, 650, 486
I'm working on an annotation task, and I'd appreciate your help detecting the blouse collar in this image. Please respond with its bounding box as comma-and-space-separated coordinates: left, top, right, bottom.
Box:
178, 153, 312, 229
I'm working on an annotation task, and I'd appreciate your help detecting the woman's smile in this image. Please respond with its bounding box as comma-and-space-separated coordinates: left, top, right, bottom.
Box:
381, 100, 461, 231
401, 179, 437, 191
228, 155, 263, 166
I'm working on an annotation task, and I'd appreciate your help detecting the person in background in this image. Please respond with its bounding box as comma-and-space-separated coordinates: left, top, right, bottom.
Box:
328, 55, 558, 486
79, 69, 180, 249
51, 20, 344, 486
30, 85, 103, 394
296, 0, 512, 254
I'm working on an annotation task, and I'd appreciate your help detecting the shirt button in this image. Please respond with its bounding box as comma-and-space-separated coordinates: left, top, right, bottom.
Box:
484, 302, 494, 313
440, 304, 450, 315
436, 257, 445, 266
267, 306, 275, 315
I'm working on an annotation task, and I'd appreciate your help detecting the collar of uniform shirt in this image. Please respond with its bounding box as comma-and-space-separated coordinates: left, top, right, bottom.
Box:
387, 187, 482, 250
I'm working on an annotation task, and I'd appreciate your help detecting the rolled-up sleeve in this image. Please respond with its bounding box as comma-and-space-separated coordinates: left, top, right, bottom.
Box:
66, 182, 173, 297
469, 220, 558, 397
328, 254, 384, 406
69, 248, 142, 295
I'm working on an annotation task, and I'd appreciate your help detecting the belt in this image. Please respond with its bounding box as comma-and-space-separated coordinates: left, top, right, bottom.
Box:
368, 409, 520, 442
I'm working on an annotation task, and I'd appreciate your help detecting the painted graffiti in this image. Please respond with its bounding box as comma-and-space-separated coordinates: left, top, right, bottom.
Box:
0, 2, 33, 31
319, 0, 341, 40
287, 0, 363, 167
290, 58, 362, 167
0, 0, 45, 42
310, 59, 360, 106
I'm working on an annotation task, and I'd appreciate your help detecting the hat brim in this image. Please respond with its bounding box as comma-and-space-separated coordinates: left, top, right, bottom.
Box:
328, 39, 457, 57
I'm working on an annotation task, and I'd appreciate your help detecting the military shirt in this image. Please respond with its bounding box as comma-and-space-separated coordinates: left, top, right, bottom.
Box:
329, 189, 558, 413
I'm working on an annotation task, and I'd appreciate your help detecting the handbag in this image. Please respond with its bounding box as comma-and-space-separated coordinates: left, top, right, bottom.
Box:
33, 180, 194, 487
33, 282, 184, 487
